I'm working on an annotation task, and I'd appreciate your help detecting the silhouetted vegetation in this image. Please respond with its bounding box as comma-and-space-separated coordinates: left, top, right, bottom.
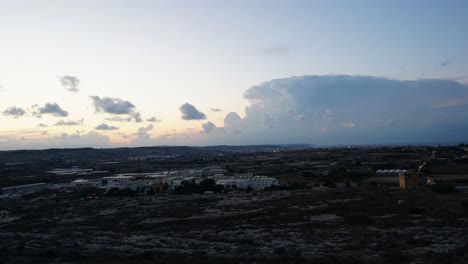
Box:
173, 179, 223, 195
106, 187, 137, 197
431, 182, 456, 194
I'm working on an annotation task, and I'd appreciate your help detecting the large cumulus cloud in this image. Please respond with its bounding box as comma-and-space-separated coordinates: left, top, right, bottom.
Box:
219, 75, 468, 144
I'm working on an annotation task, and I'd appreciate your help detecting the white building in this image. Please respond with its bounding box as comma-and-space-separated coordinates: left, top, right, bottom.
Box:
216, 175, 278, 190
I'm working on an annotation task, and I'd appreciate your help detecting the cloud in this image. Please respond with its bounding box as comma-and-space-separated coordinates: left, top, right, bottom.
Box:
139, 124, 153, 133
60, 75, 80, 92
202, 121, 216, 133
90, 96, 143, 123
439, 58, 454, 68
216, 75, 468, 144
38, 123, 48, 127
133, 124, 154, 145
0, 131, 110, 150
179, 103, 206, 120
294, 114, 305, 121
95, 123, 119, 130
51, 131, 110, 148
3, 106, 26, 118
224, 112, 242, 127
341, 121, 356, 128
55, 119, 84, 126
130, 112, 142, 123
322, 110, 336, 122
255, 45, 290, 56
104, 112, 142, 123
105, 116, 130, 122
210, 108, 222, 112
146, 116, 161, 122
90, 96, 135, 115
36, 103, 68, 117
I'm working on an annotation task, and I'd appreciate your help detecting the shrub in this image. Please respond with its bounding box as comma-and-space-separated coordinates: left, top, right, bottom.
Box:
342, 213, 375, 225
106, 187, 136, 197
431, 183, 456, 194
461, 200, 468, 208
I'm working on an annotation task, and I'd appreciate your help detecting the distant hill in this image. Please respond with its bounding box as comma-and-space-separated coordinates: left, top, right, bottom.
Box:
0, 144, 315, 164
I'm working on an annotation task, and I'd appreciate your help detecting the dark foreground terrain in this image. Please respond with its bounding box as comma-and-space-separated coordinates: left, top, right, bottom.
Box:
1, 188, 468, 263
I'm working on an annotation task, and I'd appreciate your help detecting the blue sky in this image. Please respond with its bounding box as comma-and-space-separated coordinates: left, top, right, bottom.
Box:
0, 0, 467, 149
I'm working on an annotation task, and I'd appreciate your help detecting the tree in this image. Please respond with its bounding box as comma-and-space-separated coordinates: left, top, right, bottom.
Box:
198, 179, 216, 193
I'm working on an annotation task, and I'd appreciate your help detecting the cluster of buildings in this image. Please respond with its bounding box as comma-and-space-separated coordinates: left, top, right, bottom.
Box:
366, 168, 430, 190
1, 166, 279, 196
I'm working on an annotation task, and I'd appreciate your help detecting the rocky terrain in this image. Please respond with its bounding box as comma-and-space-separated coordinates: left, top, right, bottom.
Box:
1, 188, 468, 263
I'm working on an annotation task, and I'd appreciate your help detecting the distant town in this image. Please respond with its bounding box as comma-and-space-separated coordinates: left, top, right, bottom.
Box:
2, 144, 468, 196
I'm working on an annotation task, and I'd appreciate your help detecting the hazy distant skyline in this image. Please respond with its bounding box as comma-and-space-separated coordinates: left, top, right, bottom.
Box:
1, 0, 467, 150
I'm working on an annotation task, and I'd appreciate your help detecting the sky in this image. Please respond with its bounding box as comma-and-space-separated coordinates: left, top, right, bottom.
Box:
0, 0, 467, 150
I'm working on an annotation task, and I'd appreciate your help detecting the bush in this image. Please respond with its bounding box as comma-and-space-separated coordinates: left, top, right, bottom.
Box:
106, 187, 136, 197
342, 213, 375, 225
460, 199, 468, 206
431, 183, 456, 194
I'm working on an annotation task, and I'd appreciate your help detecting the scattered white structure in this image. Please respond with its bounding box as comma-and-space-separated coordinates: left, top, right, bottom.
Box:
1, 183, 51, 195
71, 176, 149, 191
47, 167, 108, 176
216, 175, 279, 190
376, 169, 408, 174
101, 175, 148, 191
2, 165, 278, 196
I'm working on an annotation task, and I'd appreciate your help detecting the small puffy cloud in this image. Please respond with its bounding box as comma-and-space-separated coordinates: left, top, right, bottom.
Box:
3, 106, 26, 118
134, 124, 154, 145
104, 112, 142, 123
55, 119, 84, 126
294, 114, 305, 121
210, 108, 222, 112
60, 75, 80, 92
36, 103, 68, 117
90, 96, 143, 123
105, 116, 130, 122
439, 58, 454, 68
130, 112, 142, 123
90, 96, 135, 115
202, 121, 216, 133
38, 123, 48, 127
146, 116, 161, 122
323, 110, 337, 122
179, 103, 206, 120
255, 45, 290, 56
138, 124, 154, 134
341, 121, 356, 128
95, 123, 119, 130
